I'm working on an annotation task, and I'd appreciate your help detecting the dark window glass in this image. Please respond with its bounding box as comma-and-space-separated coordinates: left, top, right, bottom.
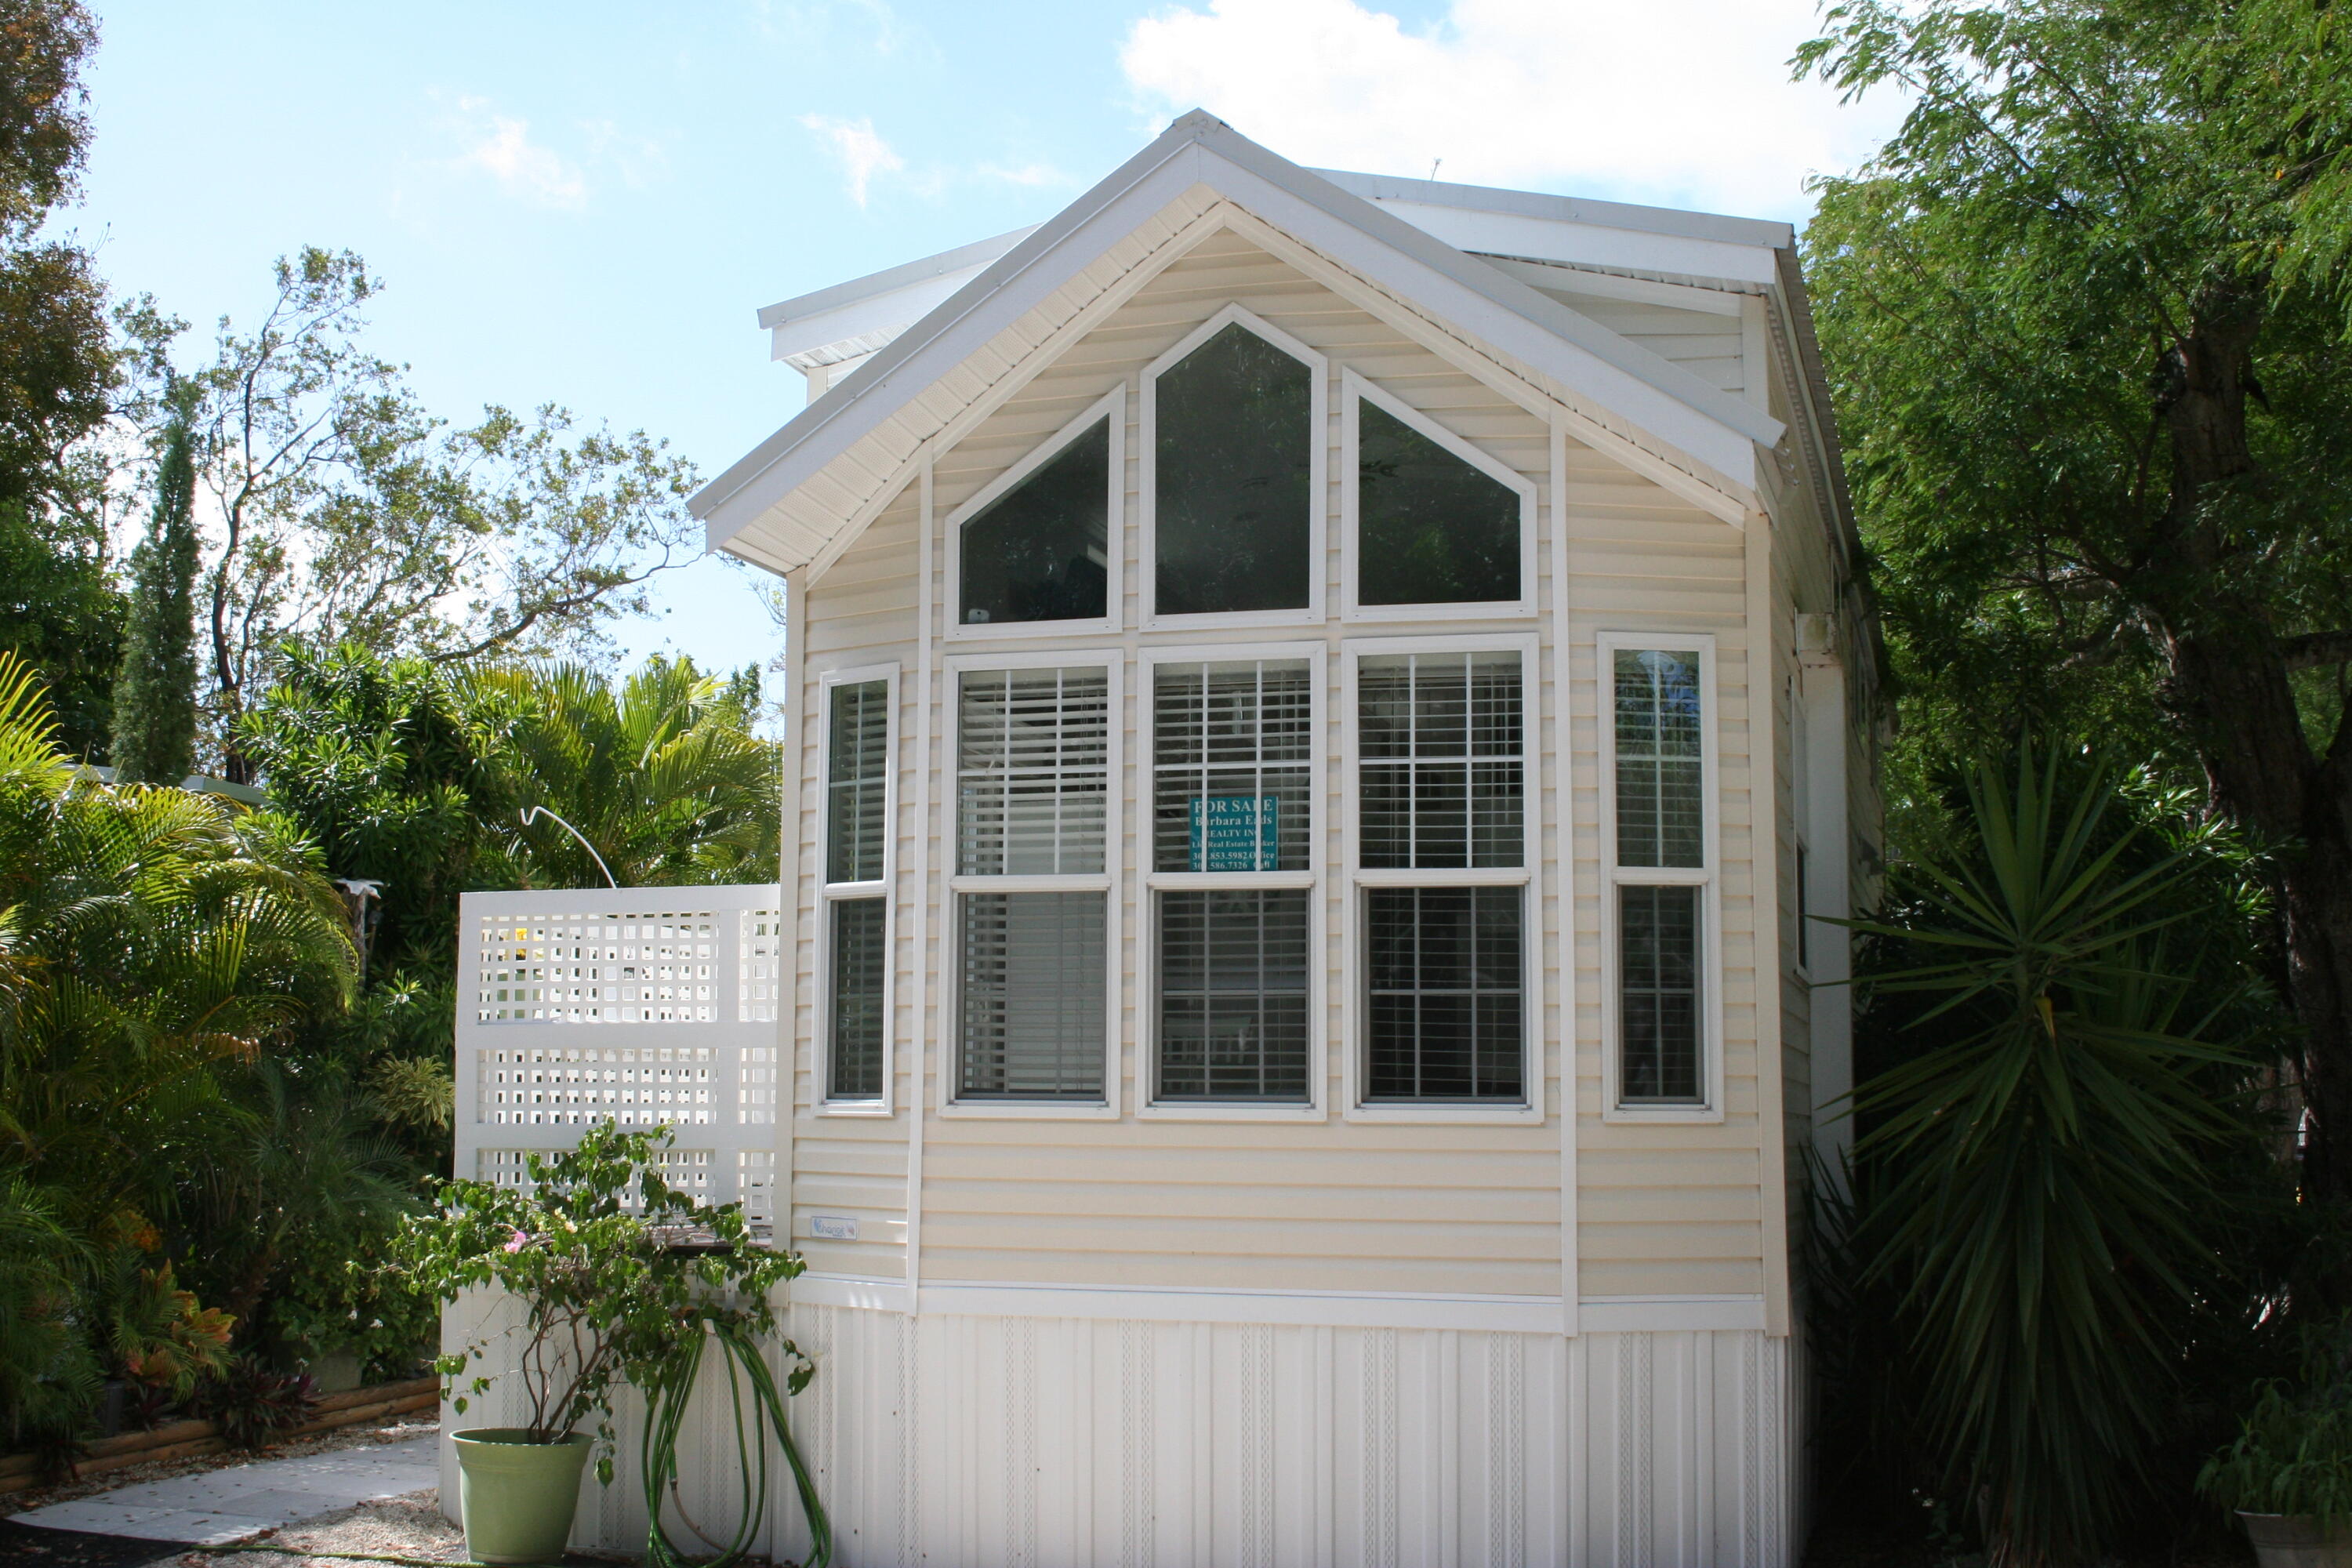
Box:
826, 680, 888, 883
1365, 887, 1523, 1102
1614, 649, 1704, 869
1153, 323, 1312, 615
1620, 884, 1701, 1104
1356, 401, 1521, 605
958, 891, 1105, 1098
960, 419, 1109, 626
829, 898, 886, 1098
1157, 888, 1310, 1102
1359, 652, 1523, 869
1152, 661, 1312, 873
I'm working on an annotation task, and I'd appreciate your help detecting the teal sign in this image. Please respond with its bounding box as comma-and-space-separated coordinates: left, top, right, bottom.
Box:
1189, 795, 1279, 871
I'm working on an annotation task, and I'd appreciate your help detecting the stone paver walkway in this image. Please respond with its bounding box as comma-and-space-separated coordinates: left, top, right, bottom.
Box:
6, 1436, 438, 1545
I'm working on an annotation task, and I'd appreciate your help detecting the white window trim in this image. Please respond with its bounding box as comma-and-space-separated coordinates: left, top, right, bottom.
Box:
815, 662, 899, 1116
1135, 640, 1329, 1122
943, 386, 1126, 644
1595, 629, 1726, 1123
1338, 632, 1544, 1126
1139, 303, 1329, 632
937, 648, 1124, 1120
1339, 369, 1539, 625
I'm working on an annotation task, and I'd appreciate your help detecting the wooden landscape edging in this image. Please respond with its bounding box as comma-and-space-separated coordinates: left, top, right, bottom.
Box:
0, 1376, 439, 1497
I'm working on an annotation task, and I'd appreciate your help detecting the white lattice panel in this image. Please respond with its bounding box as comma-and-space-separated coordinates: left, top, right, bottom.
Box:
475, 1146, 717, 1207
456, 886, 784, 1224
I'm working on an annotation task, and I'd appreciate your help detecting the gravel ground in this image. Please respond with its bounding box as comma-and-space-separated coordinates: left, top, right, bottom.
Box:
9, 1416, 441, 1512
174, 1487, 469, 1567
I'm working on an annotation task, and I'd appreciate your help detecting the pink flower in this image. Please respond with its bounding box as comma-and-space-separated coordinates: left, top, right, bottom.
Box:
503, 1229, 532, 1253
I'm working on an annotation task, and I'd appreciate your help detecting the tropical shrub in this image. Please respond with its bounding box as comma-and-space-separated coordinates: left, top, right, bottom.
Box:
396, 1124, 801, 1480
2201, 1319, 2352, 1525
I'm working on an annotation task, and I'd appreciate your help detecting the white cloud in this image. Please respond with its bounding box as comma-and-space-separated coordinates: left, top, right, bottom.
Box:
800, 113, 906, 207
452, 98, 589, 209
1118, 0, 1905, 220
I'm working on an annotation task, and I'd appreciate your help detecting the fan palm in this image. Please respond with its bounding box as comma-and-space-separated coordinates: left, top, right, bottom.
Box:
472, 657, 779, 887
1847, 745, 2258, 1566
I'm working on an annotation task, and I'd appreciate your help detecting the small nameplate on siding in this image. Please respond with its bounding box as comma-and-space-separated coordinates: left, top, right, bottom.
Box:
808, 1214, 859, 1241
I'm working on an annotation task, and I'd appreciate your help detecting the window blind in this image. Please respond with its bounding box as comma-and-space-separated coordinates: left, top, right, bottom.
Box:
827, 680, 889, 883
1153, 660, 1312, 873
958, 891, 1106, 1098
957, 666, 1109, 875
1158, 888, 1310, 1101
1359, 652, 1523, 869
828, 898, 885, 1099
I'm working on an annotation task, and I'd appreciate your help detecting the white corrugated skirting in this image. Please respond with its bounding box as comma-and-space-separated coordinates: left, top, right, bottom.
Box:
438, 1294, 1798, 1568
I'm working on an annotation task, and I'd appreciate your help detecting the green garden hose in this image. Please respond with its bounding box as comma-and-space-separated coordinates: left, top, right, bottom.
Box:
638, 1312, 830, 1568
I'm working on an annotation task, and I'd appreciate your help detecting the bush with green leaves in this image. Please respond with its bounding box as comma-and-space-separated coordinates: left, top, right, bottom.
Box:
2201, 1319, 2352, 1524
394, 1124, 803, 1479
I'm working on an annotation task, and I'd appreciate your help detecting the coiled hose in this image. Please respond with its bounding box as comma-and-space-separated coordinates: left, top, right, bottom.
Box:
638, 1312, 831, 1568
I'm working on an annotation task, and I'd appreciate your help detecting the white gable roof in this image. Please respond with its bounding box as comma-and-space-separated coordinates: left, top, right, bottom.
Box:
693, 112, 1800, 574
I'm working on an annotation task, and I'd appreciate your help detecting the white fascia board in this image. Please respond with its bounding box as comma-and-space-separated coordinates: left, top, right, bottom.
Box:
1312, 169, 1791, 248
1363, 197, 1780, 286
697, 112, 1780, 556
757, 226, 1038, 362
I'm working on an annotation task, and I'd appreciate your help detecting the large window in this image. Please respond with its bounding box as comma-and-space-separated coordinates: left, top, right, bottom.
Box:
1352, 388, 1526, 609
1149, 313, 1318, 619
1149, 658, 1314, 1105
956, 405, 1113, 629
953, 665, 1111, 1102
822, 675, 891, 1103
1605, 640, 1715, 1111
1352, 648, 1529, 1106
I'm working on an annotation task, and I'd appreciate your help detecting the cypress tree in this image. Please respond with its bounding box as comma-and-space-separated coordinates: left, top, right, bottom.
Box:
111, 414, 199, 783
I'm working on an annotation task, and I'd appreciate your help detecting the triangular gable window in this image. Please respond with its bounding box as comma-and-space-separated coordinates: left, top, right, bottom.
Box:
1152, 321, 1314, 616
1356, 400, 1522, 607
959, 418, 1110, 626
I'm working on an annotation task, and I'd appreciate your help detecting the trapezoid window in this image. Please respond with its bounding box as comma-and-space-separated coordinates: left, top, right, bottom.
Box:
1355, 398, 1523, 607
959, 418, 1110, 626
1152, 321, 1313, 617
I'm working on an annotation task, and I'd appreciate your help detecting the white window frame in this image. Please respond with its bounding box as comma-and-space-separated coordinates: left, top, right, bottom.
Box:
815, 662, 898, 1116
1596, 630, 1726, 1123
1339, 369, 1538, 624
1140, 303, 1329, 632
1338, 632, 1544, 1125
1137, 640, 1328, 1122
938, 648, 1123, 1120
944, 386, 1126, 644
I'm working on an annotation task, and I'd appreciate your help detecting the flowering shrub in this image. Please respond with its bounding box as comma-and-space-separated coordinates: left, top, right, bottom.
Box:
391, 1123, 802, 1480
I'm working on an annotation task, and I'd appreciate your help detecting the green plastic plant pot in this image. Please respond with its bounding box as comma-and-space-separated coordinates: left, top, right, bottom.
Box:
2241, 1512, 2352, 1568
452, 1428, 591, 1565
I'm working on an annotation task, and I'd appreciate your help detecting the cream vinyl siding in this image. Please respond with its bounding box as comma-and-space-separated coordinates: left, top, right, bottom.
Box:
791, 491, 920, 1277
785, 216, 1791, 1301
1547, 292, 1749, 401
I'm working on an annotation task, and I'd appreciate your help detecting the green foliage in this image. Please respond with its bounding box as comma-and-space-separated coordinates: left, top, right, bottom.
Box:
0, 1176, 96, 1450
111, 410, 200, 784
1843, 745, 2267, 1564
396, 1123, 803, 1474
2200, 1319, 2352, 1523
191, 1354, 317, 1453
474, 655, 780, 888
0, 494, 119, 759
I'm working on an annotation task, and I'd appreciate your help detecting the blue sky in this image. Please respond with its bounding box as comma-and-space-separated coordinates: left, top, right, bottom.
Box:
70, 0, 1897, 680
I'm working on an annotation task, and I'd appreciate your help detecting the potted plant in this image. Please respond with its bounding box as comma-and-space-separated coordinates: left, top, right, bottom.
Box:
2200, 1337, 2352, 1568
394, 1124, 802, 1565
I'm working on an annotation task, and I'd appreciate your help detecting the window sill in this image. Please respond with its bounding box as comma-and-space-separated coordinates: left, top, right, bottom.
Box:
938, 1098, 1120, 1121
942, 615, 1120, 644
1343, 1100, 1544, 1127
1137, 1101, 1326, 1123
816, 1099, 895, 1118
1599, 1103, 1725, 1126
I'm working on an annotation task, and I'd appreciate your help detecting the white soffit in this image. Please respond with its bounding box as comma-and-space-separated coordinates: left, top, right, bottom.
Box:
695, 112, 1790, 569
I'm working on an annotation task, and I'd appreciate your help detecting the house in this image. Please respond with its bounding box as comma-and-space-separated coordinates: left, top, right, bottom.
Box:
456, 110, 1884, 1567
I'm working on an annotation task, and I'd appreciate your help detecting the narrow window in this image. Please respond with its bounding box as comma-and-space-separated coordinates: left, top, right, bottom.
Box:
1151, 659, 1315, 1104
954, 666, 1110, 1101
823, 677, 890, 1101
960, 419, 1109, 626
1609, 645, 1711, 1109
1356, 400, 1521, 606
1355, 650, 1528, 1105
1152, 323, 1312, 616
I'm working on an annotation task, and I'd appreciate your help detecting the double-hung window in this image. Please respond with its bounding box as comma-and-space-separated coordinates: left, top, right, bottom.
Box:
1602, 634, 1718, 1113
952, 663, 1113, 1105
1350, 642, 1533, 1109
822, 672, 892, 1105
1148, 654, 1316, 1105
